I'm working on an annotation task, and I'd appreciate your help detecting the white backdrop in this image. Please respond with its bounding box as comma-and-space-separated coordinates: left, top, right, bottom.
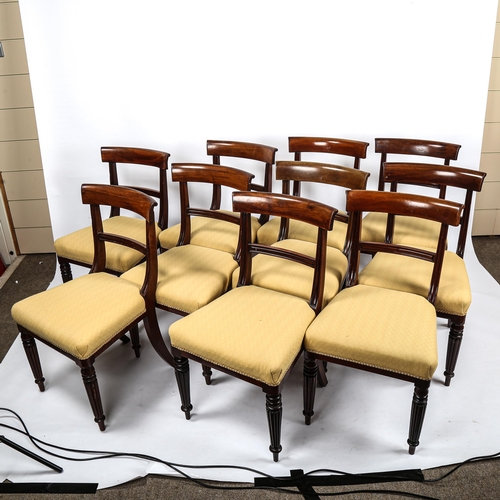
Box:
18, 0, 498, 239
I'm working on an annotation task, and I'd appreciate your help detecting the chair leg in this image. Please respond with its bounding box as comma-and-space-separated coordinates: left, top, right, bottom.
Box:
128, 324, 141, 358
80, 361, 106, 431
20, 333, 45, 392
317, 360, 329, 387
444, 316, 465, 387
407, 380, 430, 455
266, 393, 283, 462
58, 258, 73, 283
174, 356, 192, 419
143, 305, 175, 367
202, 365, 212, 385
303, 352, 317, 425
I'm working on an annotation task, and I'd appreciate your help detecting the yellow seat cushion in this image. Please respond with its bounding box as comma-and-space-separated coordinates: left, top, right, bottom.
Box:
257, 216, 348, 251
159, 211, 260, 253
231, 239, 347, 308
121, 244, 239, 314
361, 212, 442, 250
54, 216, 160, 273
170, 285, 316, 386
305, 285, 438, 380
11, 273, 146, 360
358, 251, 471, 316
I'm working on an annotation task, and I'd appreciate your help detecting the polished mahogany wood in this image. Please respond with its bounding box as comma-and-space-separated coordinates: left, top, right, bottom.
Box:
172, 191, 337, 461
289, 137, 369, 169
368, 162, 486, 386
304, 189, 463, 454
57, 146, 170, 282
206, 140, 277, 223
374, 138, 461, 191
383, 162, 486, 258
18, 184, 173, 431
171, 162, 254, 252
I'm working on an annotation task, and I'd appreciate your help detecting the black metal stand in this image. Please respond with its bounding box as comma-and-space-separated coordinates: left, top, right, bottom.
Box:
0, 435, 63, 473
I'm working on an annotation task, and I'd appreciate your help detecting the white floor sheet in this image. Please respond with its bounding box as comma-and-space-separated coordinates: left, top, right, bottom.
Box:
1, 249, 500, 489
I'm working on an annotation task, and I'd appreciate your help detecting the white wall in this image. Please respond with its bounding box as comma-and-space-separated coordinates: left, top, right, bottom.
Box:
18, 0, 498, 240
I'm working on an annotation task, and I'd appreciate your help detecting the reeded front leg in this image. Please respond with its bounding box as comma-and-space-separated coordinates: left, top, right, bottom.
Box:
20, 333, 45, 392
407, 381, 430, 455
58, 259, 73, 283
266, 393, 282, 462
174, 356, 192, 419
303, 352, 317, 425
80, 361, 106, 431
444, 317, 465, 386
202, 365, 212, 385
129, 324, 141, 358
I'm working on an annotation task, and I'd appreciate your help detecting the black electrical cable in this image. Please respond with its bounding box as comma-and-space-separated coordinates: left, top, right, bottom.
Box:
1, 407, 498, 499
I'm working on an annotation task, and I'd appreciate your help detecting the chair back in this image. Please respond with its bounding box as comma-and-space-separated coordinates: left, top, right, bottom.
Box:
81, 184, 158, 303
345, 190, 463, 304
101, 146, 170, 229
206, 140, 278, 223
171, 163, 255, 250
233, 191, 337, 314
374, 138, 461, 191
289, 136, 369, 169
275, 160, 370, 249
383, 162, 487, 257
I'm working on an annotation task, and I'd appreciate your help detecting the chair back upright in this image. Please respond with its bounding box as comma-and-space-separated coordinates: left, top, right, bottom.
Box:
382, 163, 486, 257
289, 136, 369, 169
233, 191, 337, 314
374, 138, 461, 191
172, 163, 254, 257
83, 183, 159, 302
275, 160, 370, 253
102, 146, 170, 229
206, 140, 278, 223
346, 189, 463, 304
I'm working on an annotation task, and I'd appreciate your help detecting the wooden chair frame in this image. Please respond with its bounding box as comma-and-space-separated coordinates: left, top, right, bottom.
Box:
372, 162, 486, 385
206, 140, 278, 224
288, 136, 369, 169
304, 189, 463, 454
170, 162, 255, 269
375, 138, 461, 191
171, 191, 337, 461
57, 147, 170, 282
274, 160, 370, 255
16, 184, 173, 431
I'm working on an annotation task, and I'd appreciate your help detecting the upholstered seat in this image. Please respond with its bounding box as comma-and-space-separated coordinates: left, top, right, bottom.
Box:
54, 147, 169, 282
305, 285, 438, 381
12, 185, 172, 431
360, 138, 461, 249
159, 140, 277, 252
359, 212, 441, 250
358, 163, 486, 385
358, 251, 471, 317
159, 210, 260, 254
232, 239, 347, 308
123, 163, 254, 321
171, 285, 315, 386
256, 214, 348, 250
122, 243, 239, 315
302, 189, 463, 454
170, 191, 337, 461
12, 273, 146, 360
55, 217, 161, 274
